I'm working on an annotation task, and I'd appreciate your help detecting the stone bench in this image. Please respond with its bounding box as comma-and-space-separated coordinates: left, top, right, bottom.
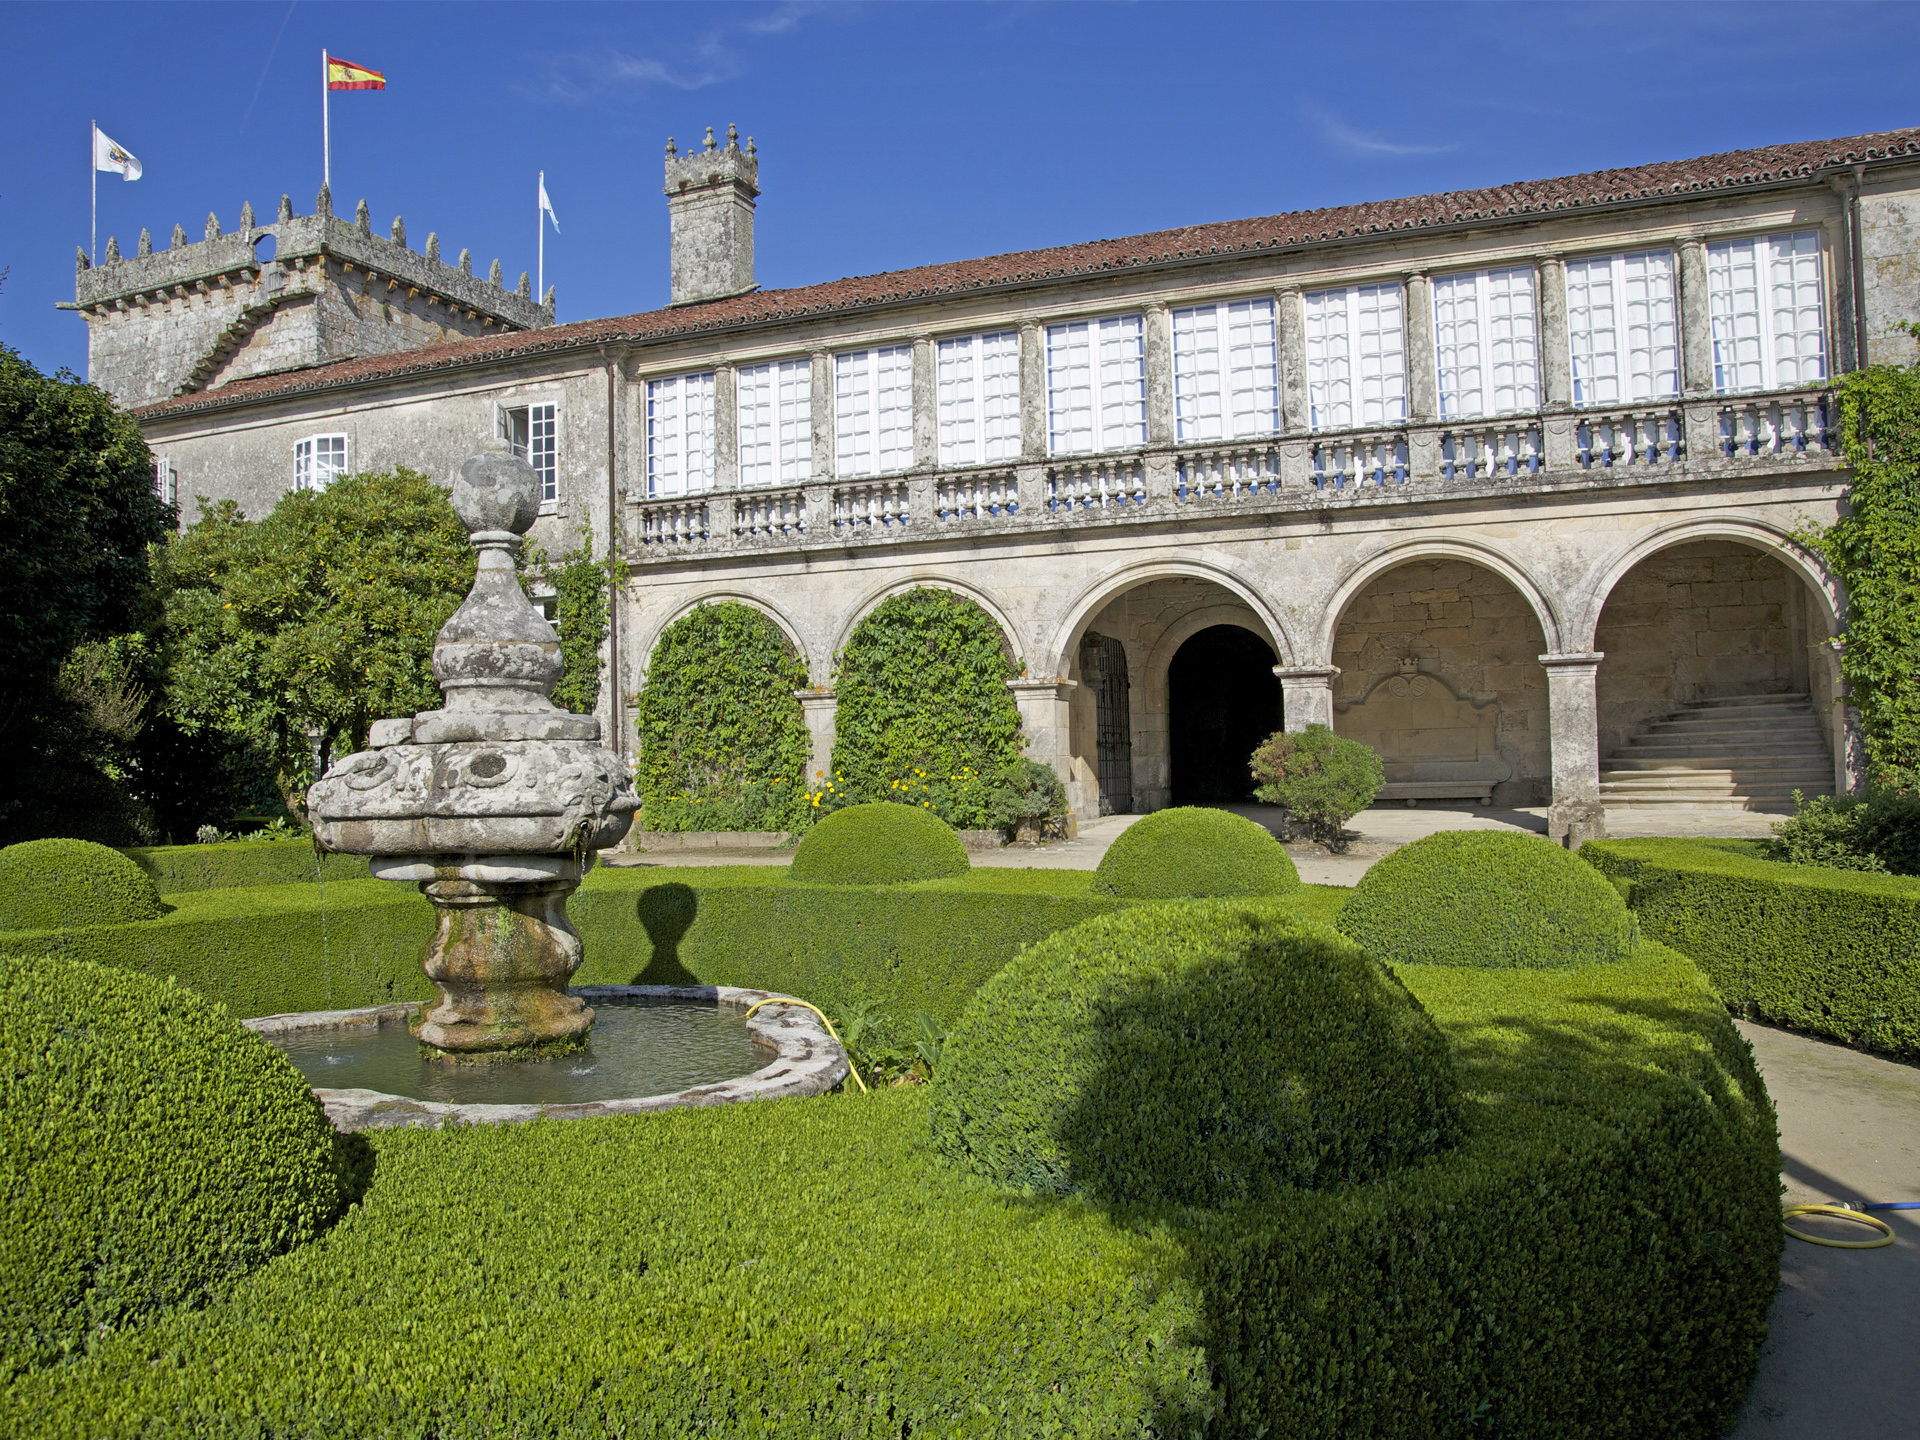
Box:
1374, 782, 1497, 808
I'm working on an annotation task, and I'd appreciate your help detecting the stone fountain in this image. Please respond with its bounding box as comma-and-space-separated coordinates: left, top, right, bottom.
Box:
307, 450, 638, 1058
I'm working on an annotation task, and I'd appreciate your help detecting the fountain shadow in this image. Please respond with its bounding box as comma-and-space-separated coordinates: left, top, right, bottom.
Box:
632, 883, 701, 985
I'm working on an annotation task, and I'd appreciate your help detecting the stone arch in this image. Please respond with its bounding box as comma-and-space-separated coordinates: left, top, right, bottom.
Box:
637, 591, 821, 683
832, 574, 1022, 667
1047, 557, 1298, 677
1316, 537, 1564, 660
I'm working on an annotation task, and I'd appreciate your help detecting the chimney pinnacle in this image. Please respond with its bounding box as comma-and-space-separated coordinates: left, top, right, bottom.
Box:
666, 136, 677, 157
355, 199, 371, 235
75, 246, 89, 274
105, 236, 120, 262
278, 194, 294, 223
459, 248, 472, 274
704, 126, 716, 152
425, 232, 440, 263
727, 122, 739, 152
488, 258, 503, 286
240, 200, 256, 230
316, 184, 333, 219
138, 228, 153, 258
391, 215, 407, 248
517, 271, 531, 298
205, 212, 221, 241
171, 223, 187, 249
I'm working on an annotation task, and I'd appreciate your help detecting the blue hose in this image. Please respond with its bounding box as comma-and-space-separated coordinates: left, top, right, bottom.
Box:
1839, 1201, 1920, 1212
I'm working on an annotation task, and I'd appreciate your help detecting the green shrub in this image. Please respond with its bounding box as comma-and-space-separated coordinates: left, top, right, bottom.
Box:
635, 601, 813, 833
1092, 806, 1299, 899
0, 838, 165, 931
985, 756, 1069, 834
0, 955, 344, 1373
1763, 786, 1920, 875
5, 948, 1779, 1439
1582, 836, 1920, 1061
120, 840, 370, 894
1249, 722, 1384, 848
789, 802, 970, 886
932, 903, 1459, 1206
1339, 829, 1639, 968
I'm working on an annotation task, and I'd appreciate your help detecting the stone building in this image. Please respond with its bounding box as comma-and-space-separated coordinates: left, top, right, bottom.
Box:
85, 124, 1920, 843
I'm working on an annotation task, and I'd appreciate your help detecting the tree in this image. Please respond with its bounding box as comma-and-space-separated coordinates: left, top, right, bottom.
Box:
0, 345, 171, 843
160, 468, 473, 813
1249, 724, 1384, 851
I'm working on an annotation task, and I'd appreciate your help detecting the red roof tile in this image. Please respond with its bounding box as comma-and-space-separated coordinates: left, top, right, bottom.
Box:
135, 125, 1920, 421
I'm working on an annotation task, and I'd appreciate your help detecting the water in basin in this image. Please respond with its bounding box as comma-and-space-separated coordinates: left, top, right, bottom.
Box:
267, 999, 767, 1106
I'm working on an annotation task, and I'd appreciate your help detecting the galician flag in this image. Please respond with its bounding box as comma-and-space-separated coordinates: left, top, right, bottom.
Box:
326, 56, 385, 90
93, 126, 141, 180
540, 174, 560, 232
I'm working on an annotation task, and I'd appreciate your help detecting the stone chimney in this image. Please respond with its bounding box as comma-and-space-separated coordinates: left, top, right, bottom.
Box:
664, 124, 758, 306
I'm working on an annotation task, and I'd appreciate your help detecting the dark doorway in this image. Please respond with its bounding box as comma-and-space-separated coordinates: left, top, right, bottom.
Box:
1169, 625, 1281, 805
1079, 631, 1133, 815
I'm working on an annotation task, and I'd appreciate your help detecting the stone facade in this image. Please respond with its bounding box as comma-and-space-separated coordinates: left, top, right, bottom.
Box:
108, 126, 1920, 844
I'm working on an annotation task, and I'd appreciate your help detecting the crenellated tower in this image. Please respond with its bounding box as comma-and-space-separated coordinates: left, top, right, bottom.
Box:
664, 124, 759, 306
71, 189, 556, 410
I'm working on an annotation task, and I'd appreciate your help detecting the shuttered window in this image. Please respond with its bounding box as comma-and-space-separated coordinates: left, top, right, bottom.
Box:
1566, 250, 1679, 406
646, 372, 715, 497
1304, 283, 1407, 431
1707, 231, 1827, 393
1433, 266, 1540, 420
1172, 298, 1279, 441
1046, 314, 1145, 456
936, 331, 1021, 466
736, 358, 812, 487
834, 346, 913, 478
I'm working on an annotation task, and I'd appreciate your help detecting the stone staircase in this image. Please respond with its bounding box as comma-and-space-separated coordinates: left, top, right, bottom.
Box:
1600, 694, 1833, 816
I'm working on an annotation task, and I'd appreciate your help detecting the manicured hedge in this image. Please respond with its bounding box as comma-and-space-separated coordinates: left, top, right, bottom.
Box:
933, 903, 1458, 1205
3, 945, 1779, 1438
0, 955, 345, 1374
119, 841, 370, 894
1581, 836, 1920, 1061
1092, 806, 1299, 899
788, 803, 970, 886
0, 839, 164, 930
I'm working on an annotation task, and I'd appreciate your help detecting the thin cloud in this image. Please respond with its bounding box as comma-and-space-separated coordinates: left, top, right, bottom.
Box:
1306, 104, 1458, 159
525, 3, 820, 100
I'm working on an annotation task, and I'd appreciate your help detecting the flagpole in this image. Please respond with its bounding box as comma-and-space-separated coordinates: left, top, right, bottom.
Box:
537, 170, 544, 300
91, 120, 97, 264
322, 49, 331, 190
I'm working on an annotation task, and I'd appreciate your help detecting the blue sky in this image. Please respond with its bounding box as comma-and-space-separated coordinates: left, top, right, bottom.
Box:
4, 1, 1918, 381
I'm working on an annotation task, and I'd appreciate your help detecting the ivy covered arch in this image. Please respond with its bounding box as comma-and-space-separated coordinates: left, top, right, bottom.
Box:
634, 601, 811, 832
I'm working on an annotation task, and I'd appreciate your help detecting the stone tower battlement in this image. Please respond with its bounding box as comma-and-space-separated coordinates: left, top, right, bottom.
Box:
73, 187, 554, 410
664, 125, 758, 307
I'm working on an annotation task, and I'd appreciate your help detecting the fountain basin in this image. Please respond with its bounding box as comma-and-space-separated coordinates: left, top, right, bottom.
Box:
245, 985, 848, 1132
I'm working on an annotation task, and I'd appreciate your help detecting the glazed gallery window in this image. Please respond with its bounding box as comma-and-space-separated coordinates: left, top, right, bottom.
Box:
1304, 283, 1407, 431
1172, 299, 1279, 442
1433, 266, 1540, 420
1046, 314, 1145, 456
152, 457, 176, 507
936, 331, 1020, 467
292, 434, 348, 491
646, 373, 715, 497
499, 402, 558, 503
834, 346, 913, 478
736, 358, 812, 488
1565, 250, 1679, 406
1707, 231, 1827, 393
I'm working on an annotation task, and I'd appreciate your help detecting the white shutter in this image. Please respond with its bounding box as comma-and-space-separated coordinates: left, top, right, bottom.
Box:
1709, 231, 1826, 393
775, 358, 811, 481
835, 346, 913, 478
527, 403, 557, 503
1768, 232, 1827, 388
937, 331, 1020, 466
1305, 284, 1406, 431
737, 363, 774, 487
646, 372, 715, 497
1172, 299, 1278, 442
1567, 250, 1678, 406
1048, 314, 1144, 456
1434, 267, 1539, 420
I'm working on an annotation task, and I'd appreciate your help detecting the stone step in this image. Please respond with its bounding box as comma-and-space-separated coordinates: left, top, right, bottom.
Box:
1596, 691, 1832, 811
1688, 693, 1817, 707
1639, 717, 1819, 737
1623, 742, 1830, 760
1601, 770, 1833, 788
1603, 755, 1829, 772
1600, 779, 1831, 798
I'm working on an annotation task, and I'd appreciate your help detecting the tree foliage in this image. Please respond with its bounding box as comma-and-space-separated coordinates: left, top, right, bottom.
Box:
634, 602, 811, 832
1249, 723, 1384, 850
159, 469, 473, 812
830, 588, 1025, 827
525, 523, 618, 716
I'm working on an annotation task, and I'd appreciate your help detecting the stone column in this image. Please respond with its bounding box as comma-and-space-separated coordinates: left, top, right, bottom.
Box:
1541, 651, 1607, 848
1404, 272, 1437, 423
1144, 302, 1174, 446
1678, 239, 1712, 395
1273, 665, 1340, 731
1018, 321, 1046, 459
1276, 287, 1308, 434
809, 349, 834, 478
1008, 678, 1080, 836
1537, 257, 1571, 408
712, 364, 738, 490
795, 689, 837, 788
911, 335, 937, 469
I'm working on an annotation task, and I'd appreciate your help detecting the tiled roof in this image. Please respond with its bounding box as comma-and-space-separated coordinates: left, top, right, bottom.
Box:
134, 124, 1920, 421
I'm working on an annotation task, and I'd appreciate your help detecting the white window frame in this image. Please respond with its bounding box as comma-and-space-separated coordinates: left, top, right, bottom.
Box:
1432, 266, 1540, 421
834, 345, 913, 479
1566, 250, 1680, 407
152, 456, 176, 507
646, 372, 716, 498
1304, 283, 1407, 432
1172, 298, 1279, 443
736, 357, 812, 488
292, 433, 348, 491
936, 330, 1021, 467
1046, 313, 1146, 457
497, 400, 560, 505
1707, 230, 1828, 394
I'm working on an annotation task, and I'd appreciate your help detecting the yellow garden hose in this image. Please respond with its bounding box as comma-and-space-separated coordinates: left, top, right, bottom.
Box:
1782, 1203, 1896, 1249
742, 997, 870, 1093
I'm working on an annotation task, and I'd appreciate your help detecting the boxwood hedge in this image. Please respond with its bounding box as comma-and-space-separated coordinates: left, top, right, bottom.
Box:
1, 944, 1780, 1439
788, 803, 970, 886
0, 839, 165, 931
119, 841, 370, 894
1092, 806, 1299, 899
1580, 836, 1920, 1061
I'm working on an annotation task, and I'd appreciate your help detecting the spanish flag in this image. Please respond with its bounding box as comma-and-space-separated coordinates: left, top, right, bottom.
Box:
326, 55, 385, 90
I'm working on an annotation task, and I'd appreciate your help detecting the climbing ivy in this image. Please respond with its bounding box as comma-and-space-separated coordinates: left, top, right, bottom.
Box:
830, 588, 1025, 827
524, 523, 620, 716
1808, 351, 1920, 785
634, 602, 812, 832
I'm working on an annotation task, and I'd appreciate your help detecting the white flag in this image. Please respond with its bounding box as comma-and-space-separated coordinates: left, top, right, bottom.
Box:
539, 174, 559, 232
93, 125, 142, 181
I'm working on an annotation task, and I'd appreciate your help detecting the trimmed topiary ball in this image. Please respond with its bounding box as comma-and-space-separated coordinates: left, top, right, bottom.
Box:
790, 802, 970, 886
0, 839, 165, 932
1337, 829, 1639, 969
0, 956, 344, 1372
930, 903, 1459, 1207
1093, 806, 1299, 899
